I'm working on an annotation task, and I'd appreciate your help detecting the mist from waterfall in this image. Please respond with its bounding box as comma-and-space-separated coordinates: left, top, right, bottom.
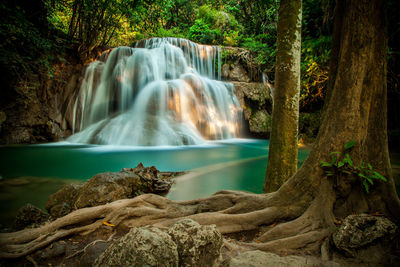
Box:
67, 38, 243, 146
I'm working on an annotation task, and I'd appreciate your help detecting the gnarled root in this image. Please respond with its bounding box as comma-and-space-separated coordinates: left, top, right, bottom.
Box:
0, 190, 311, 259
0, 181, 335, 259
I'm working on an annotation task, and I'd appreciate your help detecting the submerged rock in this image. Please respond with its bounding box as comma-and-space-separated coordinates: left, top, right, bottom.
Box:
332, 214, 397, 256
46, 163, 178, 218
94, 227, 179, 267
167, 219, 223, 267
14, 203, 49, 230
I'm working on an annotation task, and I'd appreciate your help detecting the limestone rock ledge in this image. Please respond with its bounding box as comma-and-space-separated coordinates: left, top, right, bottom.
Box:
233, 82, 272, 136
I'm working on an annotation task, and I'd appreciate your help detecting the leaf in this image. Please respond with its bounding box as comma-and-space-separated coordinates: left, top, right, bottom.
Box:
344, 140, 357, 150
367, 163, 372, 170
338, 161, 345, 168
331, 156, 337, 165
361, 162, 366, 168
342, 170, 352, 174
344, 153, 353, 166
320, 161, 332, 167
372, 171, 387, 182
330, 151, 341, 155
102, 221, 115, 227
326, 171, 334, 176
366, 177, 374, 185
363, 180, 370, 193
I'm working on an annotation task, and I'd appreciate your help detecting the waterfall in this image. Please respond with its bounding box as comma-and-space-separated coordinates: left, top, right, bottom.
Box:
67, 37, 242, 146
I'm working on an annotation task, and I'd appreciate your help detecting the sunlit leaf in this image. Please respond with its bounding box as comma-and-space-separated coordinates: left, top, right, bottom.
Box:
344, 140, 357, 150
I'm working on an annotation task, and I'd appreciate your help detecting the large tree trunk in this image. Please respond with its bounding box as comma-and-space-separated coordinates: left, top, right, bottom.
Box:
0, 0, 399, 261
264, 0, 302, 193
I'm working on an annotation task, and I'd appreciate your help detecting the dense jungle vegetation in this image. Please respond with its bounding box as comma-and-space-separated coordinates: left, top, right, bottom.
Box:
1, 0, 399, 139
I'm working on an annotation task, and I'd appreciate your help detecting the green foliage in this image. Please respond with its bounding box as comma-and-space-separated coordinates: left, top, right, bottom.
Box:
189, 19, 221, 44
188, 5, 243, 45
320, 141, 387, 193
0, 2, 65, 83
300, 36, 331, 110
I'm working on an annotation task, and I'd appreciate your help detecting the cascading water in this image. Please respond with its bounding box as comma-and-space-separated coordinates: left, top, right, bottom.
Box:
67, 37, 243, 146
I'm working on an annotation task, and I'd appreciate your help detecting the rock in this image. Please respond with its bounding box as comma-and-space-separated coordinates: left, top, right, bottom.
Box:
167, 219, 223, 267
222, 63, 251, 82
233, 82, 271, 107
14, 203, 49, 230
46, 183, 82, 218
35, 241, 66, 260
332, 214, 397, 256
229, 250, 339, 267
74, 163, 173, 209
46, 163, 176, 218
94, 227, 178, 267
249, 111, 272, 134
233, 82, 272, 136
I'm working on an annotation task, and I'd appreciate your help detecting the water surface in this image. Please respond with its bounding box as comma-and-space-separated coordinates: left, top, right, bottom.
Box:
0, 139, 310, 226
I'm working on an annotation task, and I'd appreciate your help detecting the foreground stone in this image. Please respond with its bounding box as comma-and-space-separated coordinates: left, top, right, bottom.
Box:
332, 214, 398, 257
168, 219, 223, 267
229, 250, 339, 267
14, 203, 49, 230
46, 163, 180, 218
94, 227, 179, 267
93, 219, 223, 267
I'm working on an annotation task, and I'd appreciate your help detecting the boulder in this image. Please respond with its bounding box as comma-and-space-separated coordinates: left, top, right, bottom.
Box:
94, 227, 179, 267
233, 82, 271, 108
167, 219, 223, 267
46, 183, 82, 218
233, 82, 272, 136
46, 163, 177, 218
222, 63, 251, 82
74, 163, 173, 209
229, 250, 339, 267
249, 111, 272, 134
14, 203, 49, 230
332, 214, 397, 256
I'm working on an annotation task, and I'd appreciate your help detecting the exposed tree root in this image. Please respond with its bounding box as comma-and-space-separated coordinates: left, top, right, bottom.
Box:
0, 174, 396, 261
0, 188, 313, 259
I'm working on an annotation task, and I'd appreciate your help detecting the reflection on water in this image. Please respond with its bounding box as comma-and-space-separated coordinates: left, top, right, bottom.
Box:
0, 139, 311, 226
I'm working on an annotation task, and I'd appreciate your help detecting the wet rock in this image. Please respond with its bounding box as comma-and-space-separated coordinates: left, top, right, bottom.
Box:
332, 214, 397, 256
46, 163, 177, 218
167, 219, 223, 267
229, 250, 339, 267
94, 227, 178, 267
14, 203, 49, 230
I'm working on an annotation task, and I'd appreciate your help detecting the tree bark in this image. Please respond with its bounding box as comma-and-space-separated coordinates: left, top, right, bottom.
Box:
264, 0, 302, 193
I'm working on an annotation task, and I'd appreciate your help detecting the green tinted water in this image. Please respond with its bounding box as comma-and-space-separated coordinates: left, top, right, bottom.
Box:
0, 139, 310, 226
